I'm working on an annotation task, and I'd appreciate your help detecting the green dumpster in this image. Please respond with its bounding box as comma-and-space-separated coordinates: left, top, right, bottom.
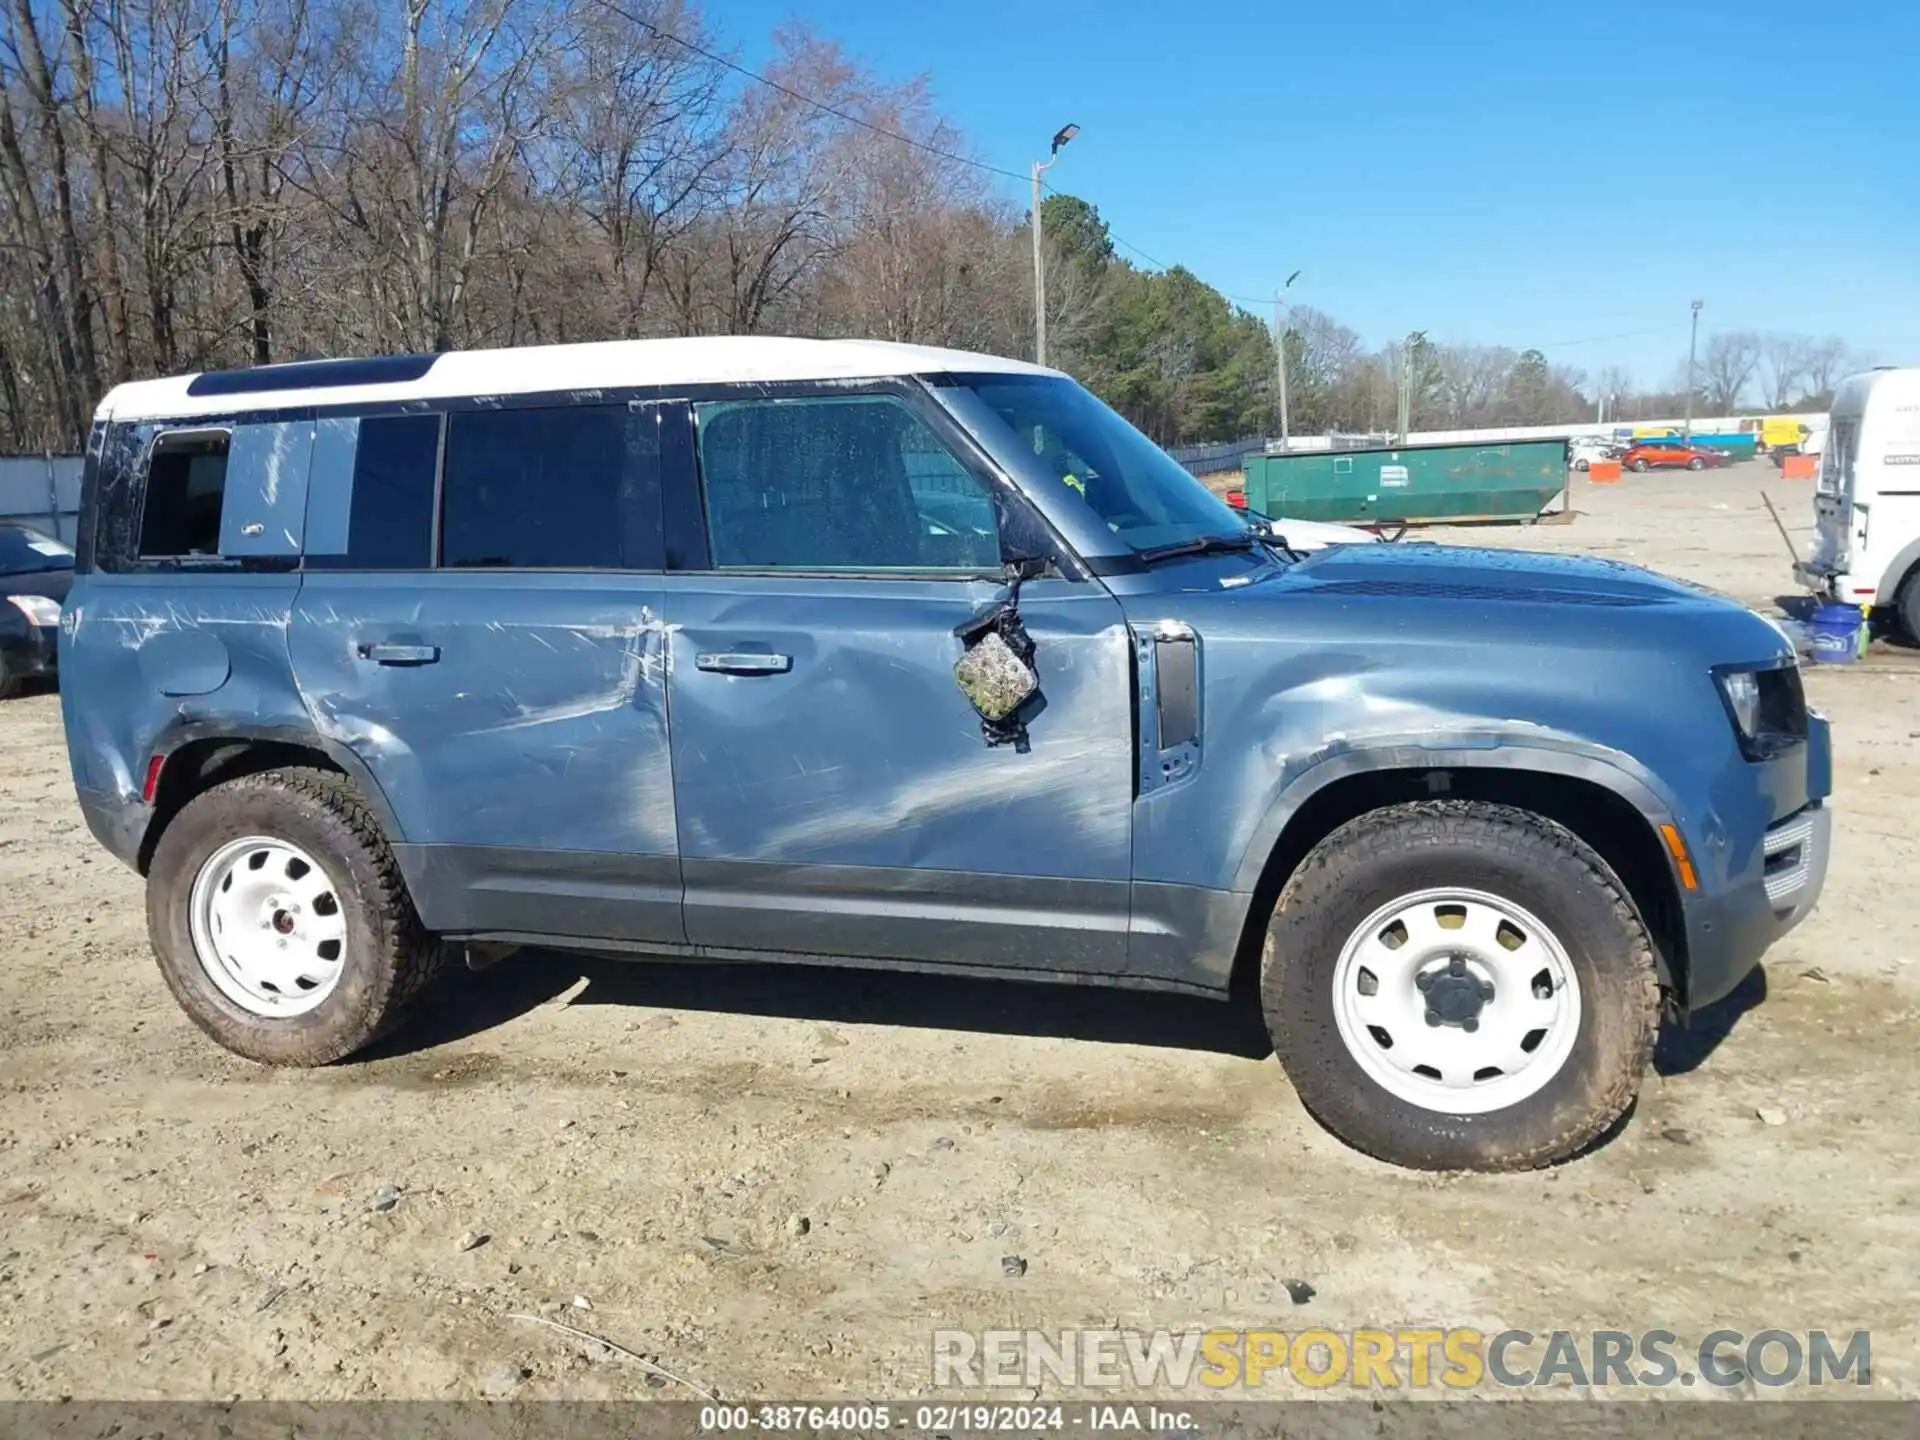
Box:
1241, 440, 1570, 525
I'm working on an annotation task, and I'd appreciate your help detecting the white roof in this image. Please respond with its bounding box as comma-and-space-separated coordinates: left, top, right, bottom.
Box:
1830, 366, 1920, 420
99, 336, 1058, 423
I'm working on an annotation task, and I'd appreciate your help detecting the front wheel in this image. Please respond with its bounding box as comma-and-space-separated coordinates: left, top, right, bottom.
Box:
1261, 801, 1659, 1171
1630, 458, 1650, 472
146, 767, 447, 1065
1573, 458, 1589, 472
1687, 457, 1705, 471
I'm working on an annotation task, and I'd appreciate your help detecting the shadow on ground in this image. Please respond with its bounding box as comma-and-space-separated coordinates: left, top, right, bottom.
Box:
1653, 963, 1768, 1076
372, 947, 1276, 1062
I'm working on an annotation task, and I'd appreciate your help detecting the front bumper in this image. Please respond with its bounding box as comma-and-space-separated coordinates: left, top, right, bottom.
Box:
1682, 800, 1832, 1009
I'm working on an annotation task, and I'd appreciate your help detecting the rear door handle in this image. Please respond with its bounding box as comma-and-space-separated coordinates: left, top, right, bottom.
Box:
696, 651, 792, 675
358, 641, 440, 666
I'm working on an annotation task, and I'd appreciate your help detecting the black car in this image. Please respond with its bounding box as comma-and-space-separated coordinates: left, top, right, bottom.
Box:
0, 522, 71, 698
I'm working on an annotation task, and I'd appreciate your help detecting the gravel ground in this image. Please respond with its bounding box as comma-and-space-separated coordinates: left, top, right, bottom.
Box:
1, 459, 1916, 1404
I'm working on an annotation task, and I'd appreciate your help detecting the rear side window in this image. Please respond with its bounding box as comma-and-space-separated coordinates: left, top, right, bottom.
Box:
138, 431, 230, 557
694, 394, 1001, 571
306, 414, 441, 570
439, 405, 663, 569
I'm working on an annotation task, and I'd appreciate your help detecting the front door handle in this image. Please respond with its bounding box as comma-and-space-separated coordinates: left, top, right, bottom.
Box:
696, 651, 793, 675
359, 641, 440, 666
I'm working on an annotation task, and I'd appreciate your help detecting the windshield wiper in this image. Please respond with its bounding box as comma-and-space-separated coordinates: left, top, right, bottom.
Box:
1135, 531, 1260, 564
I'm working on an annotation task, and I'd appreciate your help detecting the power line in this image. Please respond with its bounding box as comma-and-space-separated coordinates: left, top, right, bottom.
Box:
594, 0, 1693, 358
589, 0, 1033, 185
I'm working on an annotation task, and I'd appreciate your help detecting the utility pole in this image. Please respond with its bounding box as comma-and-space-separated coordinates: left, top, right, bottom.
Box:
1683, 299, 1703, 439
1030, 123, 1079, 366
1273, 270, 1302, 452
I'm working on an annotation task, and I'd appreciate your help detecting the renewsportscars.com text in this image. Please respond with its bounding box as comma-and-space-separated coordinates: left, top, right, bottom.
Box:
931, 1327, 1872, 1391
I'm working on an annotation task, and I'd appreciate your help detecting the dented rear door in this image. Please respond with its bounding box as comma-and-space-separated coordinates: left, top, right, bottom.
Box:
288, 402, 680, 945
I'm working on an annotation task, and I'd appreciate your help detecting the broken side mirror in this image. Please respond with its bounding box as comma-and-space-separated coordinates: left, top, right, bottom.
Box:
953, 628, 1038, 723
951, 548, 1046, 743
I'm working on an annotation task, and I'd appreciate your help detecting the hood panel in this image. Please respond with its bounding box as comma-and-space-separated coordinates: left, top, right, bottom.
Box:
1290, 541, 1702, 606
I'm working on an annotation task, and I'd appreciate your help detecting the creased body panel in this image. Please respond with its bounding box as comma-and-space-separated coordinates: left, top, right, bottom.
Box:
287, 571, 680, 942
661, 573, 1136, 971
63, 571, 305, 863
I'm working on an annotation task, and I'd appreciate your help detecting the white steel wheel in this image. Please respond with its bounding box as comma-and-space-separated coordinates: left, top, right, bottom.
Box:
187, 834, 349, 1018
1330, 887, 1582, 1115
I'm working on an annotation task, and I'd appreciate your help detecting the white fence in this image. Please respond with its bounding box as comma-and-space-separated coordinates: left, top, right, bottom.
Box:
0, 454, 83, 543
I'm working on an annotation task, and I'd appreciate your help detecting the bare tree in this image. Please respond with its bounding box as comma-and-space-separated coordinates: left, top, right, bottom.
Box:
1699, 330, 1761, 414
1803, 337, 1854, 401
1758, 333, 1814, 409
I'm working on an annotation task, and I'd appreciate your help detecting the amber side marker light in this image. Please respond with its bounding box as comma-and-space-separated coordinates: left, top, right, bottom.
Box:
1659, 823, 1699, 891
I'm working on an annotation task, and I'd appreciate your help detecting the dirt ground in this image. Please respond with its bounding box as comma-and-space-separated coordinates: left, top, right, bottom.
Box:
2, 459, 1917, 1405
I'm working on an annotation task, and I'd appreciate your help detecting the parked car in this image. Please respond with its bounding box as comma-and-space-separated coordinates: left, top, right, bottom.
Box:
63, 338, 1830, 1173
1568, 437, 1624, 472
1622, 439, 1733, 472
0, 521, 71, 698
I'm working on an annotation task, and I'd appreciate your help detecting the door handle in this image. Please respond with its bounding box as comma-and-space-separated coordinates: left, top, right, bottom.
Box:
696, 651, 793, 675
358, 641, 440, 666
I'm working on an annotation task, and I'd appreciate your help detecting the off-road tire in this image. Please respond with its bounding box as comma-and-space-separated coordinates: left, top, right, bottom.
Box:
1260, 800, 1659, 1171
147, 767, 445, 1064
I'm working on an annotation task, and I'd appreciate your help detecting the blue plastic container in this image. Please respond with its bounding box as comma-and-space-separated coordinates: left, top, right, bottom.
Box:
1808, 603, 1864, 664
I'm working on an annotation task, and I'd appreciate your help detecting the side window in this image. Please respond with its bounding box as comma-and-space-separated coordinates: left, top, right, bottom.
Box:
138, 430, 230, 558
693, 395, 1001, 571
439, 405, 662, 569
306, 414, 441, 570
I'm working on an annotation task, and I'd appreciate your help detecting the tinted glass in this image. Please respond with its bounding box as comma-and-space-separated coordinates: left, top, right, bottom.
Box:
694, 395, 1000, 570
937, 375, 1242, 553
138, 432, 230, 557
308, 414, 440, 570
0, 524, 73, 575
440, 405, 662, 569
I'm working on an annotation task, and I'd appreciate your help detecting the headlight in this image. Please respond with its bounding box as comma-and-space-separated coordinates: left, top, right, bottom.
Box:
5, 594, 61, 627
1715, 664, 1807, 759
1719, 670, 1761, 738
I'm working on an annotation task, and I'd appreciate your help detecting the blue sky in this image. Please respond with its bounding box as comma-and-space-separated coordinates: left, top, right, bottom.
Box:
720, 0, 1916, 387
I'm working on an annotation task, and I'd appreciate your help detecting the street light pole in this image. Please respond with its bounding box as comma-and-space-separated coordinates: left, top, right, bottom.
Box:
1274, 269, 1301, 452
1031, 123, 1078, 366
1683, 299, 1703, 440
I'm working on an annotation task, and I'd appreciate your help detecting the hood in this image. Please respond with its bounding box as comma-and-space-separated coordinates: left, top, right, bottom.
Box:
1283, 539, 1718, 608
0, 566, 72, 604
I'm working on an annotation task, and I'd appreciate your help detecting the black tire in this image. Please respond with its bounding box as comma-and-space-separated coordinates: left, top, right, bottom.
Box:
1630, 458, 1649, 472
0, 651, 18, 700
146, 767, 446, 1065
1896, 567, 1920, 647
1573, 458, 1589, 472
1260, 800, 1659, 1172
1687, 457, 1705, 471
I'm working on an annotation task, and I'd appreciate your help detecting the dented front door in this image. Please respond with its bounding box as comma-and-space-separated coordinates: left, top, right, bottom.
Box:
662, 574, 1136, 973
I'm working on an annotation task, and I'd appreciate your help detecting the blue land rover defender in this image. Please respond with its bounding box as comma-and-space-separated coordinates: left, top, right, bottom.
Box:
60, 338, 1831, 1171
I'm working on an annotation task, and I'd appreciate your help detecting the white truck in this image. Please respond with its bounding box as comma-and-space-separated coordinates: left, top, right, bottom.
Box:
1795, 367, 1920, 640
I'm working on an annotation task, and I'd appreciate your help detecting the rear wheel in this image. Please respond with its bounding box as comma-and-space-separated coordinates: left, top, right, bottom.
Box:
1687, 457, 1705, 471
1573, 458, 1589, 472
0, 651, 17, 700
146, 767, 446, 1065
1630, 458, 1650, 472
1261, 801, 1659, 1171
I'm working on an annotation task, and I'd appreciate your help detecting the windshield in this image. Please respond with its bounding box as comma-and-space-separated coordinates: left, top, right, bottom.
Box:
0, 524, 74, 575
936, 373, 1247, 554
